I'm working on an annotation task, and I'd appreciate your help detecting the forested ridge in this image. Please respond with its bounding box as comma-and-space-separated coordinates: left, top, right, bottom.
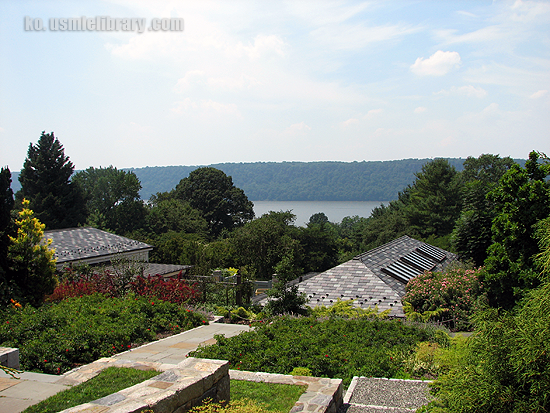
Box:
10, 158, 526, 201
132, 159, 465, 201
131, 159, 468, 201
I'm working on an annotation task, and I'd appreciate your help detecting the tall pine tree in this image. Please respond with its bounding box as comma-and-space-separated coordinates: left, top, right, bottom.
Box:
0, 167, 15, 304
18, 132, 86, 229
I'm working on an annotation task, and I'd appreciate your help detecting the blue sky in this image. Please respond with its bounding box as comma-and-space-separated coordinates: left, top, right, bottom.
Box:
1, 0, 548, 171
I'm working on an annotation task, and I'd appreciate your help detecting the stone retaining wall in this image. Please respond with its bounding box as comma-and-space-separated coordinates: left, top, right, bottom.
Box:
52, 357, 342, 413
58, 357, 229, 413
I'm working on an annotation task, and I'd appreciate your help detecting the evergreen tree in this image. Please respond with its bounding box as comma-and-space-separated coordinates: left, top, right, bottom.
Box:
484, 151, 550, 308
404, 158, 463, 239
18, 132, 86, 229
0, 167, 15, 304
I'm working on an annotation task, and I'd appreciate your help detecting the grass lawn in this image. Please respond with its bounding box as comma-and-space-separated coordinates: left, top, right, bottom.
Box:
22, 367, 160, 413
230, 379, 307, 412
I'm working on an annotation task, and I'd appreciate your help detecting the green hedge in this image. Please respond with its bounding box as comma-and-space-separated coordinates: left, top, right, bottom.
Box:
190, 316, 448, 385
0, 293, 206, 374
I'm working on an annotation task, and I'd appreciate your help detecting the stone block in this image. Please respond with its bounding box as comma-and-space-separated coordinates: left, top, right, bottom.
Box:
0, 347, 19, 369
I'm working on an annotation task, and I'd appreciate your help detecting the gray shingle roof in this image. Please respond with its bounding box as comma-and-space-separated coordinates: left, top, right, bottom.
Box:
144, 263, 192, 277
291, 235, 457, 317
44, 227, 153, 264
299, 259, 404, 316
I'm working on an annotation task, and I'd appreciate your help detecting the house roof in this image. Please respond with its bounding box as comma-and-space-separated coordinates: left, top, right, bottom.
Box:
143, 263, 192, 278
44, 227, 153, 265
275, 235, 457, 317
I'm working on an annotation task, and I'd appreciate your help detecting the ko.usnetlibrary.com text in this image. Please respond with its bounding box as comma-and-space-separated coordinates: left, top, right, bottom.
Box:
24, 16, 183, 33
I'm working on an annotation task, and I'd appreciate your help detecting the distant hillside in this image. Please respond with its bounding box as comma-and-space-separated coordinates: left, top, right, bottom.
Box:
128, 159, 468, 201
9, 158, 525, 202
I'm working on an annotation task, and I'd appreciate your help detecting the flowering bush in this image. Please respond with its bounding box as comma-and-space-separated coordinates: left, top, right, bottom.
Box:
403, 267, 487, 331
0, 293, 206, 374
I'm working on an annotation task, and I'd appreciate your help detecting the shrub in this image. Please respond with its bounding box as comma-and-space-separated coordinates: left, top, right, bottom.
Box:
190, 315, 449, 386
129, 273, 200, 304
403, 267, 487, 331
309, 298, 390, 318
290, 367, 312, 376
423, 282, 550, 413
0, 294, 206, 374
48, 270, 200, 305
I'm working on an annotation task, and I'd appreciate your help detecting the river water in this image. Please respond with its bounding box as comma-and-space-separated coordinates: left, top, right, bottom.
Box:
252, 200, 387, 226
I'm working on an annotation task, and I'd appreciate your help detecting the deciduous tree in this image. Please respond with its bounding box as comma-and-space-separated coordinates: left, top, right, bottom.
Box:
174, 167, 254, 237
72, 166, 147, 234
230, 211, 298, 280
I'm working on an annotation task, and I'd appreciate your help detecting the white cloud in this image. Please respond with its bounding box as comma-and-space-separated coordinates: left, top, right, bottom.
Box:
456, 10, 479, 18
310, 23, 421, 51
342, 118, 359, 128
435, 85, 488, 98
207, 75, 261, 90
170, 98, 198, 114
414, 107, 427, 113
482, 102, 500, 115
170, 98, 241, 117
410, 51, 461, 76
283, 122, 311, 136
509, 0, 550, 22
530, 89, 548, 99
230, 34, 286, 60
363, 109, 383, 119
174, 70, 205, 92
434, 26, 503, 45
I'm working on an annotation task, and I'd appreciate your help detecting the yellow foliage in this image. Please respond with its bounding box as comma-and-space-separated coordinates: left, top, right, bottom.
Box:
189, 398, 271, 413
7, 199, 57, 305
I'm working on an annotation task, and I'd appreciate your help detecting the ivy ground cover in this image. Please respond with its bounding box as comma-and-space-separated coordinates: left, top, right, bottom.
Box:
189, 316, 448, 386
0, 293, 206, 374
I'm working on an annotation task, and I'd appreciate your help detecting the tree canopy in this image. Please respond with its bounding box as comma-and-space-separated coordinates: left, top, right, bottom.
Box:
72, 166, 147, 234
452, 154, 515, 266
174, 167, 254, 237
18, 132, 86, 229
483, 151, 550, 308
403, 158, 462, 238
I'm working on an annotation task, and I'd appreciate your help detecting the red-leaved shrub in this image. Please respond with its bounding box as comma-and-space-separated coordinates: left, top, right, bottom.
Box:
129, 273, 200, 304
